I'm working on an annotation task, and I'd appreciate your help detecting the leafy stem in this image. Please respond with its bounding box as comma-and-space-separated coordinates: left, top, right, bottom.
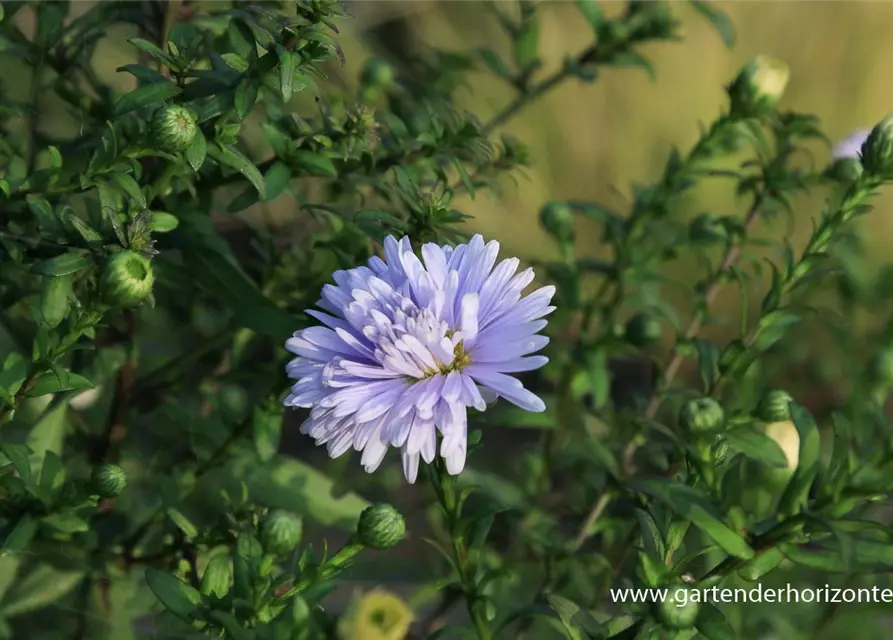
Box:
427, 458, 493, 640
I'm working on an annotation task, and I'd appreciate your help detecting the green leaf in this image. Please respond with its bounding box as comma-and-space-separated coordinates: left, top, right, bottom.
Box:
114, 81, 182, 116
0, 565, 84, 617
635, 509, 667, 561
694, 338, 719, 393
0, 443, 31, 483
513, 18, 540, 72
166, 508, 198, 539
278, 46, 296, 101
628, 478, 754, 560
264, 161, 292, 202
30, 250, 92, 277
725, 427, 788, 468
1, 515, 37, 558
39, 450, 64, 496
586, 349, 610, 409
573, 3, 602, 30
234, 77, 259, 119
737, 547, 784, 581
25, 195, 62, 234
230, 454, 369, 530
779, 538, 893, 573
38, 274, 73, 329
607, 51, 655, 81
208, 610, 251, 640
185, 132, 207, 172
40, 513, 89, 533
695, 603, 736, 640
690, 1, 736, 48
252, 406, 282, 463
207, 143, 266, 199
144, 569, 204, 621
25, 370, 93, 397
545, 594, 583, 640
177, 240, 295, 341
777, 403, 821, 517
66, 214, 104, 247
109, 173, 147, 209
147, 211, 179, 233
292, 150, 337, 178
0, 557, 20, 602
478, 49, 514, 82
127, 37, 177, 69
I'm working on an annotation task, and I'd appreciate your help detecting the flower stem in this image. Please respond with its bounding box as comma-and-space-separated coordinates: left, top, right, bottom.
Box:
427, 459, 493, 640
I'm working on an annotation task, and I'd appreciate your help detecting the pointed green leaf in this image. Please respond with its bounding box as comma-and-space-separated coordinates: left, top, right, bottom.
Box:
25, 370, 93, 397
144, 568, 204, 621
0, 565, 84, 617
30, 250, 92, 277
114, 81, 182, 116
628, 478, 754, 560
207, 143, 266, 199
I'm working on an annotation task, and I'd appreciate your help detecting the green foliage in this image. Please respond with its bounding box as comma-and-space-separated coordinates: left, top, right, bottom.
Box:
1, 1, 893, 639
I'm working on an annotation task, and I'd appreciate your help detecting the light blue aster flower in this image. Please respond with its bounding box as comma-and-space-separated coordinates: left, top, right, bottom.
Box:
284, 234, 555, 483
832, 128, 871, 160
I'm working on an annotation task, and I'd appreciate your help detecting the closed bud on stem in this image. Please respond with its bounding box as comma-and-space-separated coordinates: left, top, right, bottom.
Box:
539, 201, 574, 242
728, 55, 789, 117
356, 503, 405, 550
756, 389, 794, 423
656, 583, 700, 630
679, 397, 725, 434
826, 157, 864, 184
151, 104, 198, 153
860, 114, 893, 177
360, 58, 396, 89
90, 463, 127, 498
101, 250, 154, 308
259, 510, 303, 556
624, 313, 662, 347
337, 589, 413, 640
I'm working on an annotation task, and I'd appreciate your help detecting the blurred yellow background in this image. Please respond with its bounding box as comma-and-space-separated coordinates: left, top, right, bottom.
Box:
339, 1, 893, 263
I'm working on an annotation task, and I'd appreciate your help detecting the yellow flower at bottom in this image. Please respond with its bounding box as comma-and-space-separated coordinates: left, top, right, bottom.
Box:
337, 589, 413, 640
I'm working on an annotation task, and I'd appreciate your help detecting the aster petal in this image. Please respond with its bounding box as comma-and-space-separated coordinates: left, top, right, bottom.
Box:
465, 364, 546, 412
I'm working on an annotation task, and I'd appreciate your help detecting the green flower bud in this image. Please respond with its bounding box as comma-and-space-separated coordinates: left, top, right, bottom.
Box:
101, 250, 154, 308
360, 58, 396, 89
90, 463, 127, 498
656, 584, 700, 630
756, 389, 794, 423
624, 313, 662, 347
861, 114, 893, 177
539, 201, 574, 241
679, 397, 725, 434
728, 55, 789, 117
827, 157, 864, 184
259, 510, 303, 555
150, 105, 198, 154
357, 503, 405, 550
337, 589, 413, 640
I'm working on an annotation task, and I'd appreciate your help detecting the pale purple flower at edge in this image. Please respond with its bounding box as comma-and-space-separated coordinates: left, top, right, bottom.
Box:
283, 235, 555, 483
833, 128, 871, 160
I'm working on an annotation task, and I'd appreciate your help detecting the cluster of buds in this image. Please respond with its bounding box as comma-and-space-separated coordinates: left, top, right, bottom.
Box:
538, 201, 574, 243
